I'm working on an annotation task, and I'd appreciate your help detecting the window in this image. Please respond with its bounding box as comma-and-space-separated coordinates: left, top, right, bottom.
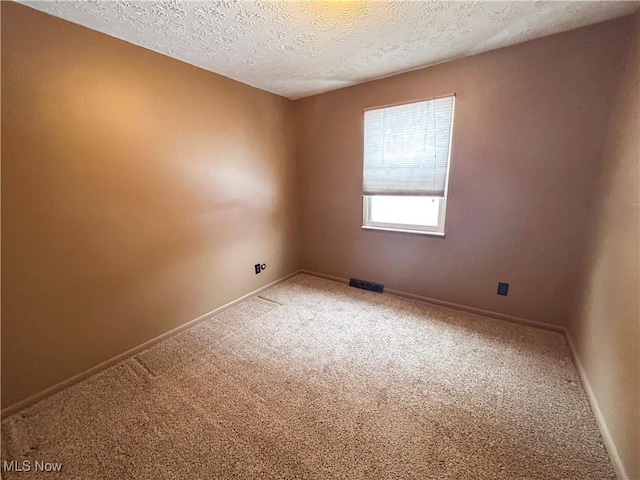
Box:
362, 95, 455, 235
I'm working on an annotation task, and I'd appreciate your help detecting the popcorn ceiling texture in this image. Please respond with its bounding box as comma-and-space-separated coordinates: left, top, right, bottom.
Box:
1, 275, 615, 479
19, 0, 638, 99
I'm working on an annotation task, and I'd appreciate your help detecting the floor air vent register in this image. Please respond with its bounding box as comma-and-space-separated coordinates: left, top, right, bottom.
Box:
349, 278, 384, 293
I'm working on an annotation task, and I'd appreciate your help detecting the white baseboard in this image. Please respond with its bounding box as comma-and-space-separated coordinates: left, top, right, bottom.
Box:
299, 269, 565, 333
564, 333, 629, 480
1, 270, 301, 419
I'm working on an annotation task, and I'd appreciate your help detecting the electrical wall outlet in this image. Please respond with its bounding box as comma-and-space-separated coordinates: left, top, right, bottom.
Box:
255, 263, 266, 274
497, 282, 509, 296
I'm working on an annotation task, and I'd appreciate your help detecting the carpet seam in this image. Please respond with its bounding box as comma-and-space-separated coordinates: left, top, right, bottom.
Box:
131, 356, 157, 380
256, 295, 284, 306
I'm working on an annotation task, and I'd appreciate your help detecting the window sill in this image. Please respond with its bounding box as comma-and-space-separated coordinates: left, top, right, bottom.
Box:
361, 225, 446, 237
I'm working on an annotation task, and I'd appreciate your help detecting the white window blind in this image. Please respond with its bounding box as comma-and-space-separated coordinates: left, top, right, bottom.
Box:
363, 95, 455, 197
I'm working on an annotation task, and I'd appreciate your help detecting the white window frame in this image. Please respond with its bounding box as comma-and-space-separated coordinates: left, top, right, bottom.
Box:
360, 94, 455, 237
362, 196, 448, 236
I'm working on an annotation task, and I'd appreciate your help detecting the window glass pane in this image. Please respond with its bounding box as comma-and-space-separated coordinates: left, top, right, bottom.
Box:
369, 196, 440, 227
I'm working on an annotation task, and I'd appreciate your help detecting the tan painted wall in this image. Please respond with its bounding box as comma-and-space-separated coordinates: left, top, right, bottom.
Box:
295, 16, 635, 327
1, 3, 300, 409
568, 14, 639, 480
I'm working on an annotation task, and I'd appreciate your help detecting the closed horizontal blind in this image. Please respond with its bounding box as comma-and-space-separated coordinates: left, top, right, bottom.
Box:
363, 95, 455, 196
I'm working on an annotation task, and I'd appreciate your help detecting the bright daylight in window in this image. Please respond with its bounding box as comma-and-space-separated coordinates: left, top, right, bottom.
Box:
362, 95, 455, 235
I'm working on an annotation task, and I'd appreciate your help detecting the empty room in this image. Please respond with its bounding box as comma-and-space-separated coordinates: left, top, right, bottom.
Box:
1, 1, 639, 479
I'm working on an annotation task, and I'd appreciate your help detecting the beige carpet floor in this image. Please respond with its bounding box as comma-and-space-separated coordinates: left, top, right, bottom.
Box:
1, 274, 615, 479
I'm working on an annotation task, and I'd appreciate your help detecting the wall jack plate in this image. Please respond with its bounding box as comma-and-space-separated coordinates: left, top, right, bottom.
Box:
497, 282, 509, 296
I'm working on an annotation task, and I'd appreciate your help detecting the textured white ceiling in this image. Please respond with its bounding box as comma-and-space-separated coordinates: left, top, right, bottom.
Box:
20, 1, 640, 99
